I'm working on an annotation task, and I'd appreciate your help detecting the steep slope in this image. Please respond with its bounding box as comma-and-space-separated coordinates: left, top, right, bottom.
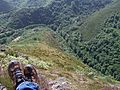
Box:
0, 35, 119, 90
48, 0, 120, 81
77, 14, 120, 81
79, 0, 120, 41
50, 0, 120, 81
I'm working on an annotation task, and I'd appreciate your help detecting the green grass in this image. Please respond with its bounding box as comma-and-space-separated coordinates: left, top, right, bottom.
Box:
9, 38, 119, 88
10, 26, 56, 46
0, 75, 12, 90
0, 34, 119, 90
0, 0, 120, 89
78, 0, 120, 41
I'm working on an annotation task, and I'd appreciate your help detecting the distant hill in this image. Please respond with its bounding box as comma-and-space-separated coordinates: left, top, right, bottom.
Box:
77, 14, 120, 80
64, 0, 120, 81
79, 0, 120, 41
0, 0, 112, 46
0, 0, 11, 13
7, 0, 112, 29
4, 0, 54, 9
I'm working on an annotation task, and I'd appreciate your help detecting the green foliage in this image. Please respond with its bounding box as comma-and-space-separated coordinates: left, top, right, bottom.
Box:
4, 0, 54, 9
74, 14, 120, 81
78, 0, 120, 41
0, 27, 23, 44
0, 0, 11, 13
0, 75, 12, 90
7, 0, 112, 29
0, 0, 120, 86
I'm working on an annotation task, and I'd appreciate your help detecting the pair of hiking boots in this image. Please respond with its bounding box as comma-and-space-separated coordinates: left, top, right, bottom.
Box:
8, 60, 39, 89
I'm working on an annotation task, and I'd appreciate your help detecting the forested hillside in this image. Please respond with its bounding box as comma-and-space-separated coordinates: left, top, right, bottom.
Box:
4, 0, 54, 9
0, 0, 11, 13
58, 0, 120, 81
0, 0, 112, 47
78, 0, 120, 41
7, 0, 112, 29
77, 14, 120, 80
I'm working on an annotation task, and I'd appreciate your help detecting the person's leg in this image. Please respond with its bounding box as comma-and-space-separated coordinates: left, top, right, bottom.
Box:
8, 60, 26, 89
8, 61, 41, 90
16, 64, 40, 90
16, 81, 40, 90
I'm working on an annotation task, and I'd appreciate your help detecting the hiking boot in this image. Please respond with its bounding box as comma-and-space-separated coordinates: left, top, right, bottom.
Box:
0, 84, 7, 90
24, 64, 39, 83
8, 60, 25, 89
